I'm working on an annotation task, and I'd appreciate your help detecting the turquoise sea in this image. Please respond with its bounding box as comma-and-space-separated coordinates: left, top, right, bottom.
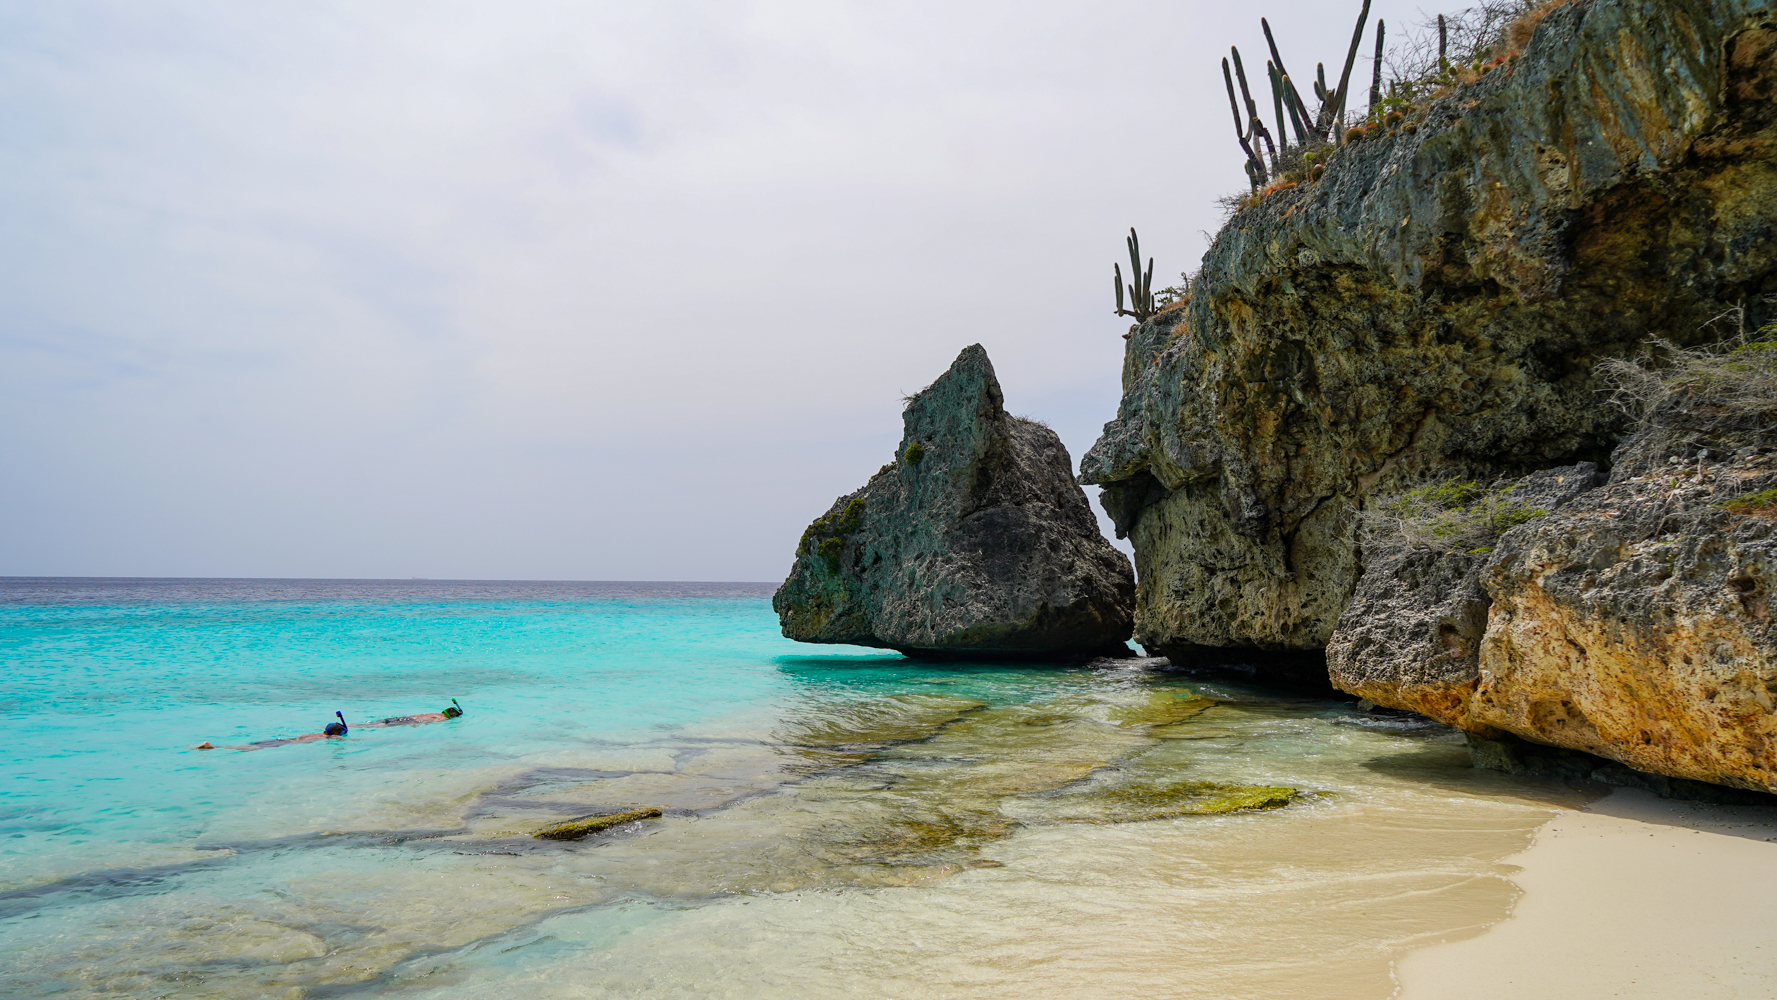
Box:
1, 578, 1587, 999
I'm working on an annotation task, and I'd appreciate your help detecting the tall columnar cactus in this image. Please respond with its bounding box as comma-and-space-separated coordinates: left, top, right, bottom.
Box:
1226, 2, 1394, 185
1329, 0, 1373, 142
1231, 46, 1277, 167
1222, 58, 1269, 188
1261, 18, 1313, 143
1369, 19, 1386, 116
1113, 228, 1156, 322
1267, 61, 1289, 150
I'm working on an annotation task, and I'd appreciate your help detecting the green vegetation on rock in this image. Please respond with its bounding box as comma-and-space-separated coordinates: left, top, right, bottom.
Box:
903, 441, 925, 465
1363, 479, 1549, 555
1091, 781, 1299, 819
798, 496, 867, 572
533, 807, 663, 841
1026, 780, 1300, 825
1722, 488, 1777, 517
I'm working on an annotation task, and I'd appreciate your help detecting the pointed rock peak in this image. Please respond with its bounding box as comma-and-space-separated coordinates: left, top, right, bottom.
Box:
903, 344, 1005, 441
773, 342, 1134, 659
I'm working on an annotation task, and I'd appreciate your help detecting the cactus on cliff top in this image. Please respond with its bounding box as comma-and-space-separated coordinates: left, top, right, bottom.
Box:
1113, 228, 1157, 322
1368, 19, 1386, 116
1222, 57, 1269, 188
1228, 0, 1393, 181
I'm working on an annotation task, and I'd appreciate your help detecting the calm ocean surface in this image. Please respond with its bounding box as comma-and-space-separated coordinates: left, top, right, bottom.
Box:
0, 578, 1588, 999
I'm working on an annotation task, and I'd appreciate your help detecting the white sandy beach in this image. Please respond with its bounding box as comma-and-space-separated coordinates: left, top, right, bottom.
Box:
1398, 788, 1777, 999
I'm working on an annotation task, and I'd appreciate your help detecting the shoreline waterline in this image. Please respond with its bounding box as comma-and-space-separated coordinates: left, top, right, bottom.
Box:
2, 579, 1608, 997
1396, 788, 1777, 998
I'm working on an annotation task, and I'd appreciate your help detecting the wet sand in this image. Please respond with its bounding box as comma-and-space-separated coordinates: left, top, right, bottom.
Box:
1398, 788, 1777, 998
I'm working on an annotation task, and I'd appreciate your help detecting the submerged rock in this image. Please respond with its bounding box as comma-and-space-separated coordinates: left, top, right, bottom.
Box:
1007, 779, 1299, 825
1081, 0, 1777, 671
533, 807, 663, 841
773, 345, 1135, 659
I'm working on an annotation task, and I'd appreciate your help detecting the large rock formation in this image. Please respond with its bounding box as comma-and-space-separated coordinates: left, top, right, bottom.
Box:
1328, 463, 1605, 724
1330, 447, 1777, 792
1082, 0, 1777, 666
774, 345, 1135, 659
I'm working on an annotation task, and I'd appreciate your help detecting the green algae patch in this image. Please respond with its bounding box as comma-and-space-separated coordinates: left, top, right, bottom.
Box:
777, 694, 984, 749
1106, 693, 1219, 729
533, 807, 663, 841
1091, 781, 1298, 820
1007, 780, 1299, 826
774, 694, 985, 774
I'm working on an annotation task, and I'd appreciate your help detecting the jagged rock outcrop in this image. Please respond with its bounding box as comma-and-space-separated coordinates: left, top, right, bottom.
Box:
774, 345, 1135, 659
1328, 463, 1604, 722
1331, 447, 1777, 792
1082, 0, 1777, 666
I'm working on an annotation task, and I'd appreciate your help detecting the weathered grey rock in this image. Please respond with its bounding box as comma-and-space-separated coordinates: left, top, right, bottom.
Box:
1327, 463, 1604, 731
1082, 0, 1777, 669
1333, 449, 1777, 792
773, 345, 1135, 659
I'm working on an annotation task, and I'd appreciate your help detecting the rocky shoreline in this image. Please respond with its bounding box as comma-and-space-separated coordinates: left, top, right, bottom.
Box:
1073, 0, 1777, 795
775, 0, 1777, 798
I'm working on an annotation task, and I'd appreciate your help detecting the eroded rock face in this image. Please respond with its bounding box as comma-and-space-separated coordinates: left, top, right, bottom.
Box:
1327, 463, 1604, 732
1333, 451, 1777, 792
773, 345, 1135, 659
1082, 0, 1777, 665
1476, 452, 1777, 790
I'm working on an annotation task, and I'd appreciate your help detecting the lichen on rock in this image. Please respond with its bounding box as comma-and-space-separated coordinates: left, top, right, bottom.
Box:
774, 344, 1136, 659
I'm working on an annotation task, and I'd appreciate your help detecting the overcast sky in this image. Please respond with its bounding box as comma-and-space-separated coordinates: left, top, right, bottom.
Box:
0, 0, 1429, 581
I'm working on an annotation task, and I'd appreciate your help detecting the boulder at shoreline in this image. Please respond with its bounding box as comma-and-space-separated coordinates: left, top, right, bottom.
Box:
773, 344, 1135, 660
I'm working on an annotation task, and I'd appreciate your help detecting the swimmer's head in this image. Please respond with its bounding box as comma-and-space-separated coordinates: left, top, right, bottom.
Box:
324, 722, 346, 736
443, 698, 463, 719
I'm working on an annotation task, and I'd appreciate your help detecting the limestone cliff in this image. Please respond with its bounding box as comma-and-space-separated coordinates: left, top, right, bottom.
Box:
1331, 447, 1777, 792
775, 345, 1135, 659
1083, 0, 1777, 665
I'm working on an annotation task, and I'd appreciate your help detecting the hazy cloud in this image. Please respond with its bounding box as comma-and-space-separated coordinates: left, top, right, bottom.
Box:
0, 0, 1426, 580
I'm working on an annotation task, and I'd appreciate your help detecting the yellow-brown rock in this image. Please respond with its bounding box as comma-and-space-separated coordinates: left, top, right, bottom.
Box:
1334, 451, 1777, 792
1469, 454, 1777, 790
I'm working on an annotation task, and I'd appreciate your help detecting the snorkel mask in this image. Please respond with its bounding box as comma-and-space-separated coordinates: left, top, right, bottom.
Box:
324, 711, 348, 737
442, 698, 463, 719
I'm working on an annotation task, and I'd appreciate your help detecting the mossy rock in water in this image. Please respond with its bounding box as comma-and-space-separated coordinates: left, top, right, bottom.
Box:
1092, 781, 1297, 820
1105, 693, 1218, 728
776, 694, 984, 749
1008, 780, 1298, 825
533, 807, 663, 841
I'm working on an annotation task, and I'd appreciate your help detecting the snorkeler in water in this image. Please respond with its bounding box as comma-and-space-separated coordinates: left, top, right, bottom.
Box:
192, 702, 462, 750
357, 699, 465, 729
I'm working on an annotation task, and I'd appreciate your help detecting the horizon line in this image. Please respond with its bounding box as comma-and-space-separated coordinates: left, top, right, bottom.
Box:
0, 575, 780, 585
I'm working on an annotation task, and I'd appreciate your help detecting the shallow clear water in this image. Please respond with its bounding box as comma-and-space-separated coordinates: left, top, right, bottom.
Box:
0, 578, 1591, 998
